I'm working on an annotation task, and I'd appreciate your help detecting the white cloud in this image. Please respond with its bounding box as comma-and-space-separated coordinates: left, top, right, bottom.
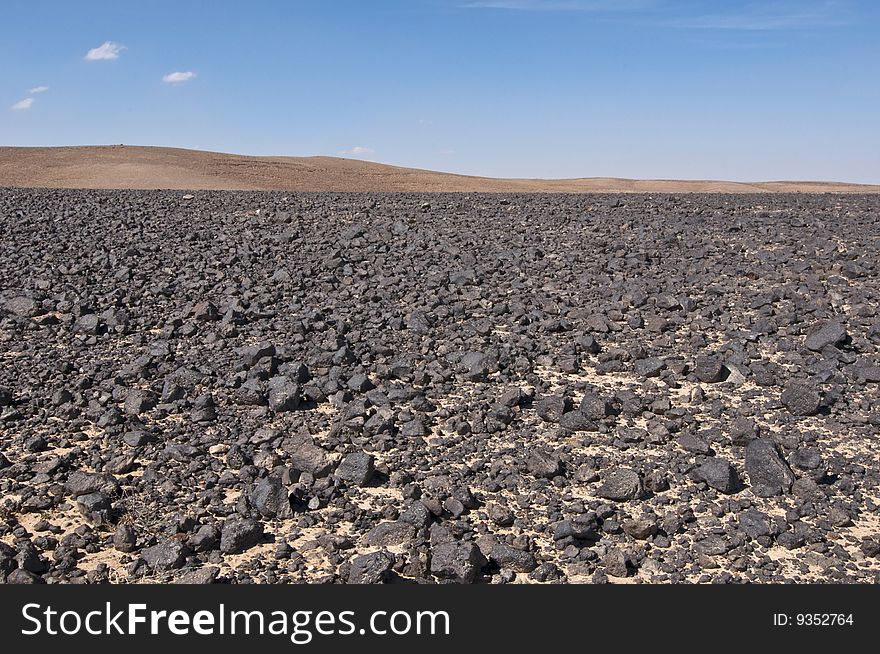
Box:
29, 86, 49, 94
162, 71, 196, 84
11, 98, 34, 111
85, 41, 125, 61
340, 146, 375, 156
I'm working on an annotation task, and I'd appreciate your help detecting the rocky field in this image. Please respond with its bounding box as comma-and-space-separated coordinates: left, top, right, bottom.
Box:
1, 189, 879, 584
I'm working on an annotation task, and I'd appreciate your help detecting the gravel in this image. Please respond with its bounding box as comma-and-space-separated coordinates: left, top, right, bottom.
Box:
1, 189, 878, 584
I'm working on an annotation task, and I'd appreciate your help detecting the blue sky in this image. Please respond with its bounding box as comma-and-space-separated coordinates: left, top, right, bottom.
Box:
3, 0, 879, 182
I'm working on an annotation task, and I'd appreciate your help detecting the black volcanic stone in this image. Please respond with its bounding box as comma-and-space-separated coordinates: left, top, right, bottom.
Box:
142, 540, 188, 571
65, 471, 120, 497
348, 551, 394, 584
738, 510, 775, 539
579, 393, 610, 420
0, 387, 13, 407
633, 357, 665, 378
805, 320, 847, 351
430, 541, 487, 583
780, 380, 822, 416
526, 450, 560, 478
597, 469, 643, 501
286, 440, 332, 476
5, 296, 39, 318
124, 389, 157, 416
250, 475, 293, 519
535, 395, 568, 423
220, 515, 264, 554
364, 521, 414, 546
335, 452, 375, 486
694, 355, 727, 383
745, 439, 795, 496
268, 378, 301, 412
695, 458, 741, 494
490, 543, 537, 572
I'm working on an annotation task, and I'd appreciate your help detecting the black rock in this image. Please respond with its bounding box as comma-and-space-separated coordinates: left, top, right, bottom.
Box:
604, 548, 630, 578
401, 419, 427, 438
633, 357, 665, 378
250, 475, 293, 519
694, 355, 727, 383
73, 313, 101, 334
3, 188, 879, 585
113, 523, 137, 552
791, 447, 822, 470
124, 389, 157, 416
678, 433, 713, 455
805, 320, 847, 351
162, 444, 202, 462
430, 541, 487, 583
738, 510, 775, 539
5, 296, 38, 318
268, 378, 301, 412
363, 521, 414, 546
122, 430, 154, 447
192, 301, 219, 322
347, 373, 374, 392
488, 505, 515, 527
780, 380, 822, 416
729, 416, 759, 445
490, 543, 537, 572
526, 450, 560, 478
745, 438, 795, 496
553, 515, 598, 541
0, 542, 16, 579
172, 567, 220, 584
76, 492, 113, 525
535, 395, 569, 423
579, 393, 610, 421
220, 515, 264, 554
399, 501, 432, 529
335, 452, 375, 486
695, 535, 733, 556
860, 539, 880, 558
190, 394, 217, 422
6, 569, 45, 584
65, 471, 120, 497
695, 458, 741, 494
189, 524, 220, 553
348, 551, 394, 584
286, 440, 332, 477
597, 468, 643, 501
52, 388, 73, 406
141, 540, 188, 571
622, 516, 659, 540
559, 410, 595, 432
16, 542, 47, 574
239, 343, 276, 366
233, 379, 267, 406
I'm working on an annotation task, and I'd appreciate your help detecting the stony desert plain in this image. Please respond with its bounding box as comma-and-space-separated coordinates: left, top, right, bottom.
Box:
1, 147, 879, 584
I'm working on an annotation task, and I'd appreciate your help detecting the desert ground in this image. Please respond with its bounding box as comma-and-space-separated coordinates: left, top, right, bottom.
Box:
1, 187, 878, 585
2, 146, 880, 193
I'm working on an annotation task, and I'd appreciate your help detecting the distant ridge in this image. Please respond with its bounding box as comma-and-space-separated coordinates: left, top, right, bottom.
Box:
1, 145, 878, 193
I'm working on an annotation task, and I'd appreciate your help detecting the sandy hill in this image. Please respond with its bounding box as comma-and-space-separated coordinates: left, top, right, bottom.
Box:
0, 145, 877, 193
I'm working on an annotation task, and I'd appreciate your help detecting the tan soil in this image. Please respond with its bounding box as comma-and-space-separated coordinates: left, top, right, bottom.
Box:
2, 145, 879, 193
